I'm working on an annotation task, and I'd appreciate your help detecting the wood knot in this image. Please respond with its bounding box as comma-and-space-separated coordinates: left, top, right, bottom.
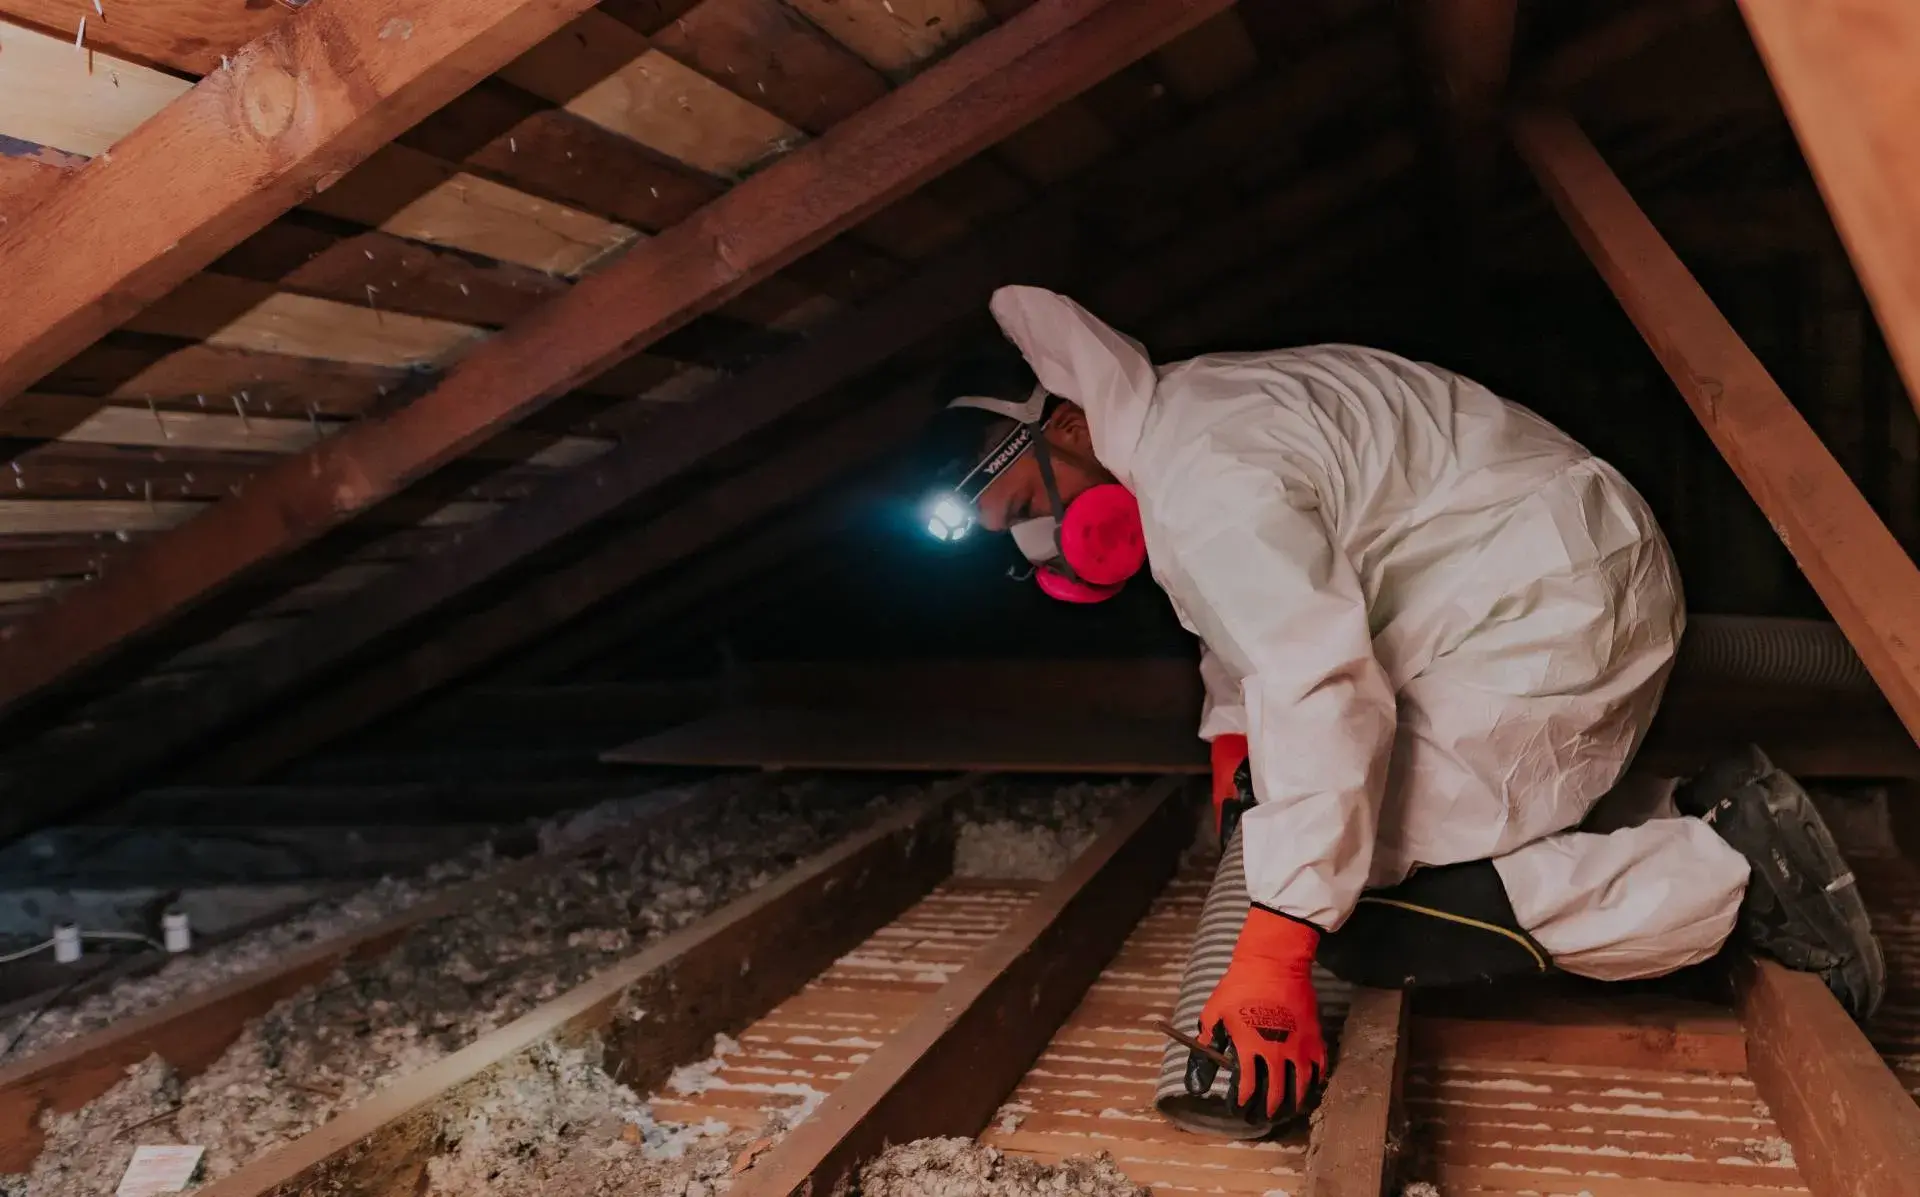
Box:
240, 63, 299, 140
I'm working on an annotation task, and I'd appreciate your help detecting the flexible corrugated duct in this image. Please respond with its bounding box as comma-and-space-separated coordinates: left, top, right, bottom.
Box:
1153, 616, 1872, 1137
1154, 824, 1268, 1137
1679, 615, 1875, 693
1153, 825, 1352, 1137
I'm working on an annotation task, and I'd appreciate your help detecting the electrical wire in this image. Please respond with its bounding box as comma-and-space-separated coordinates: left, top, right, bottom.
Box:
0, 939, 52, 965
0, 928, 167, 964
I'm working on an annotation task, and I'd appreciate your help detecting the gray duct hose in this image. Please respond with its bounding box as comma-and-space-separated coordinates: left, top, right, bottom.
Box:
1679, 615, 1875, 693
1154, 823, 1274, 1139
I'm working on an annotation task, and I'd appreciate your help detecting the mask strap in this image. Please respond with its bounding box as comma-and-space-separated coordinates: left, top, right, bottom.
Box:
1029, 434, 1086, 584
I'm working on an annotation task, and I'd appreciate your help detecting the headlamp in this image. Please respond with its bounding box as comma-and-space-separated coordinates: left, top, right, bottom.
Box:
919, 386, 1058, 545
925, 494, 974, 542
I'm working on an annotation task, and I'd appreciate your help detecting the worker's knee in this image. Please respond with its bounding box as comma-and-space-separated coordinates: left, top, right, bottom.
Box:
1317, 859, 1552, 990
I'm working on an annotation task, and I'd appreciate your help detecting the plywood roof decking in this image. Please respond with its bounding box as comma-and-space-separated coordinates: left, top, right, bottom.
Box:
0, 0, 1882, 817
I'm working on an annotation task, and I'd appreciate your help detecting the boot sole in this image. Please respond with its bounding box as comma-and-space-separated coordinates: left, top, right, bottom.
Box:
1696, 747, 1886, 1020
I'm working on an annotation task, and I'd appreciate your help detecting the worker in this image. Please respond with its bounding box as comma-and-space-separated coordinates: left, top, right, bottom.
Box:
916, 285, 1884, 1127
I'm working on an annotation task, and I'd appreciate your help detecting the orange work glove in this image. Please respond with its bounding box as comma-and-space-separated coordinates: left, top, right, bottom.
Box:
1210, 733, 1251, 840
1187, 906, 1327, 1122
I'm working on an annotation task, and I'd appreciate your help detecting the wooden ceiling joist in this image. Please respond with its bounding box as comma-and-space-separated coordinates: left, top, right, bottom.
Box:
1734, 0, 1920, 422
0, 0, 1231, 725
1513, 109, 1920, 747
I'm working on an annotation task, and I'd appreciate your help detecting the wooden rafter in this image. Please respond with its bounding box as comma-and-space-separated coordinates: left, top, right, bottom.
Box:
3, 24, 1400, 791
1735, 0, 1920, 421
0, 0, 1233, 723
483, 506, 848, 686
1520, 0, 1726, 101
1511, 109, 1920, 747
0, 206, 1067, 816
1403, 0, 1518, 242
188, 395, 927, 786
0, 379, 928, 829
0, 0, 622, 404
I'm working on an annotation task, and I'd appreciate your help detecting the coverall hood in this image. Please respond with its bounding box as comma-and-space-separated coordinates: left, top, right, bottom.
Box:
988, 286, 1155, 489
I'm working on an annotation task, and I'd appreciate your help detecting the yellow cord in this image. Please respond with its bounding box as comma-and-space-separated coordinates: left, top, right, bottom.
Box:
1355, 896, 1549, 972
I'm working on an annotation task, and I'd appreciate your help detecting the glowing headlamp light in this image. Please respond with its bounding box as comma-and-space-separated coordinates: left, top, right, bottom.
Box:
920, 394, 1052, 546
925, 494, 975, 542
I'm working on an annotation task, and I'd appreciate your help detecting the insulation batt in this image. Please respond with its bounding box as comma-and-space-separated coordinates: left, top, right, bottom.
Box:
7, 778, 885, 1196
989, 286, 1749, 979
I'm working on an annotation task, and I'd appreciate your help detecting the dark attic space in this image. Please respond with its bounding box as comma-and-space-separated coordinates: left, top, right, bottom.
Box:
2, 0, 1920, 1193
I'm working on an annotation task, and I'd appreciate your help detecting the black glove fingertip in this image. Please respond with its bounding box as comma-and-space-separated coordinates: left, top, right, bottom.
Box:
1242, 1056, 1271, 1124
1184, 1047, 1217, 1097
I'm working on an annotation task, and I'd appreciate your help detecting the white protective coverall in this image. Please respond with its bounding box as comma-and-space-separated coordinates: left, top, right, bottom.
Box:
989, 285, 1750, 980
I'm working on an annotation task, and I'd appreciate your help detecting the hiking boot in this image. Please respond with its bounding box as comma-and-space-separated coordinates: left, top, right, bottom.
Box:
1675, 745, 1885, 1021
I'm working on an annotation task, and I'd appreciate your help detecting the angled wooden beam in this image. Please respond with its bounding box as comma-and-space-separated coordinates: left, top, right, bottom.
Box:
730, 776, 1193, 1197
1735, 1, 1920, 421
1403, 0, 1518, 241
0, 383, 930, 825
1305, 987, 1411, 1197
0, 0, 1230, 722
1520, 0, 1725, 101
182, 205, 1067, 733
189, 488, 872, 784
4, 204, 1065, 797
1737, 956, 1920, 1197
1511, 109, 1920, 747
0, 0, 614, 403
486, 497, 858, 686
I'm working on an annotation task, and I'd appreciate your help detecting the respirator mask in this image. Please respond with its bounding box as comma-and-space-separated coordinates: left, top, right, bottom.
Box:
922, 385, 1146, 604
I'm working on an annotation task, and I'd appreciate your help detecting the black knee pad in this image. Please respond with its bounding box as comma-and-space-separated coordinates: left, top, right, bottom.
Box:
1317, 859, 1553, 989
